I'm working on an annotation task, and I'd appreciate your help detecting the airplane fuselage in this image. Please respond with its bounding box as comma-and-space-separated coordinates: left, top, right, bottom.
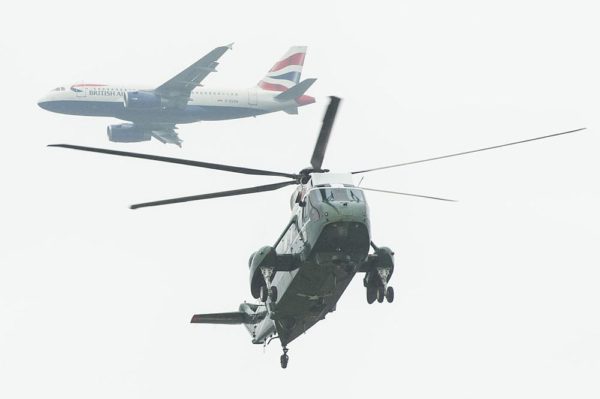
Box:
38, 45, 315, 146
38, 84, 314, 124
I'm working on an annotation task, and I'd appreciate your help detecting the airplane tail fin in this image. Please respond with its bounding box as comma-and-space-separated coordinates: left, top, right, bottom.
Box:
257, 46, 308, 92
191, 302, 274, 344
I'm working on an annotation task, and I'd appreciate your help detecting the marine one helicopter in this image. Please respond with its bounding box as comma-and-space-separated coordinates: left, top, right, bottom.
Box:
50, 97, 585, 368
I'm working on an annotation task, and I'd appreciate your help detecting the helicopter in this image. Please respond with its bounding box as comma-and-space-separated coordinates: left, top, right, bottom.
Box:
50, 97, 585, 369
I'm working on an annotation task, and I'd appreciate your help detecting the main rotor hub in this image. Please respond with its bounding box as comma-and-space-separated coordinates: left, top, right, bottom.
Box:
298, 167, 329, 184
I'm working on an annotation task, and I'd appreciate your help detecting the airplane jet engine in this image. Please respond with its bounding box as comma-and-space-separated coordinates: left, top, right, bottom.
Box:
107, 124, 151, 143
123, 90, 162, 110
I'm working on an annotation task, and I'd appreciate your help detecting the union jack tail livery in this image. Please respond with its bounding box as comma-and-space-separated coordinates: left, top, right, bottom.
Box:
258, 46, 307, 92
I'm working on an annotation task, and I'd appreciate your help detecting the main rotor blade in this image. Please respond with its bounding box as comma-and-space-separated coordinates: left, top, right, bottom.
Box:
360, 187, 457, 202
130, 180, 297, 210
48, 144, 299, 179
352, 128, 586, 174
310, 96, 341, 170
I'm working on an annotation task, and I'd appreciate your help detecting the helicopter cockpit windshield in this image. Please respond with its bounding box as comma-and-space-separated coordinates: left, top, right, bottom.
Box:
310, 187, 365, 203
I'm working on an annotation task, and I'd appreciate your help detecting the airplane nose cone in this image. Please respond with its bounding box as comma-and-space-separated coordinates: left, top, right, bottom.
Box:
37, 94, 52, 110
37, 99, 49, 110
37, 93, 61, 112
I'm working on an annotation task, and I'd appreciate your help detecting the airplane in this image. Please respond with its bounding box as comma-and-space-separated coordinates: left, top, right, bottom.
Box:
48, 98, 585, 369
38, 44, 316, 147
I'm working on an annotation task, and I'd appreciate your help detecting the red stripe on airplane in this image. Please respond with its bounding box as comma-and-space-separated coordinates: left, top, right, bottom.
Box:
296, 95, 315, 106
258, 81, 289, 92
269, 53, 306, 72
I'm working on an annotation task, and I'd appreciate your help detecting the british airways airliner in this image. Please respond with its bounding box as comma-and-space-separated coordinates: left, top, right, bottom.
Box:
38, 44, 316, 146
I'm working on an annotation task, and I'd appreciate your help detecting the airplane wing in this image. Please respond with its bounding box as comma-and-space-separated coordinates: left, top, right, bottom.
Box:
149, 125, 183, 147
154, 43, 233, 108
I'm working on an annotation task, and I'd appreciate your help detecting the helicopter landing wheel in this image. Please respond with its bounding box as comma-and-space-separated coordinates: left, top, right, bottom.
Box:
366, 286, 377, 304
385, 286, 394, 303
280, 347, 289, 369
259, 285, 269, 302
280, 354, 289, 368
270, 286, 278, 302
376, 286, 385, 303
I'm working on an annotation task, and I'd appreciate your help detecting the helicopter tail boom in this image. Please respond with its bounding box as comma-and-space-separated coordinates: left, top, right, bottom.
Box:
191, 303, 274, 343
190, 311, 249, 325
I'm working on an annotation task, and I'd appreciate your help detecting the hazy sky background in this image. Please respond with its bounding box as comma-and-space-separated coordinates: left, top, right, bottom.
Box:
1, 1, 599, 398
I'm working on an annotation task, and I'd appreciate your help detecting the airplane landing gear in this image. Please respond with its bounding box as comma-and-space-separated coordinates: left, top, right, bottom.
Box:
280, 347, 289, 369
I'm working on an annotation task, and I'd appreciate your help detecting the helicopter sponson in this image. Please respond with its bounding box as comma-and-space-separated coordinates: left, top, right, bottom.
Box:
249, 245, 301, 301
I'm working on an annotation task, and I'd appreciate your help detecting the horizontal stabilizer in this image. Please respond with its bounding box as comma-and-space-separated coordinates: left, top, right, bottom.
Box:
275, 78, 317, 101
191, 312, 248, 325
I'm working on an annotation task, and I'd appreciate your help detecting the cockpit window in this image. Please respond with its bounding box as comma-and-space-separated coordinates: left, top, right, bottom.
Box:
311, 188, 365, 203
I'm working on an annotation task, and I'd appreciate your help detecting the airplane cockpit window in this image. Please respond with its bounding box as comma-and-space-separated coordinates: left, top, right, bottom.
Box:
310, 188, 365, 203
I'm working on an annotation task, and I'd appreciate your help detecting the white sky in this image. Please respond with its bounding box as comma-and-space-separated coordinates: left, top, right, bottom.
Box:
1, 1, 599, 398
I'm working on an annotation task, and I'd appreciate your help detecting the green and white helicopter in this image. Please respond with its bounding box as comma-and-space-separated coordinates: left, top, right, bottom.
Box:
50, 97, 584, 368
